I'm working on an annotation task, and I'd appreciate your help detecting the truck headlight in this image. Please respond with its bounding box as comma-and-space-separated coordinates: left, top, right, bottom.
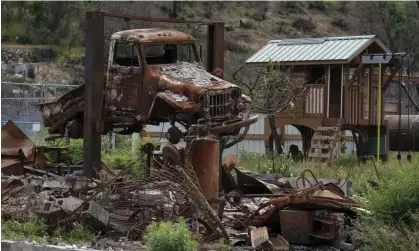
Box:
230, 88, 241, 100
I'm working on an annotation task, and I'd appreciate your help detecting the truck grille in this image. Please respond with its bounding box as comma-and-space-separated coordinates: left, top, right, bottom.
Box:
208, 92, 230, 118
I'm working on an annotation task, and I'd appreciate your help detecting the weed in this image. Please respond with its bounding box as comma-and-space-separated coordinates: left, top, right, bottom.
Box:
144, 217, 198, 251
201, 240, 232, 251
1, 218, 93, 245
1, 218, 47, 242
239, 148, 293, 176
52, 225, 93, 245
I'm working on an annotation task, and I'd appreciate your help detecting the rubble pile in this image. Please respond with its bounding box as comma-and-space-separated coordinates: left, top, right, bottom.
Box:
1, 121, 362, 250
1, 163, 227, 244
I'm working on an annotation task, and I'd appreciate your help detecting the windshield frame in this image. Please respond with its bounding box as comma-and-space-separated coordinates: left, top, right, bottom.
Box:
140, 41, 201, 66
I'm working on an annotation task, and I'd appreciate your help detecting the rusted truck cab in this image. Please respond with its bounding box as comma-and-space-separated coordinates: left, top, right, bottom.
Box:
39, 28, 255, 139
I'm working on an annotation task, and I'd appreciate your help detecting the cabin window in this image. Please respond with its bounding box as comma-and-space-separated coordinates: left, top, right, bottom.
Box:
113, 41, 141, 67
144, 43, 198, 65
308, 66, 325, 85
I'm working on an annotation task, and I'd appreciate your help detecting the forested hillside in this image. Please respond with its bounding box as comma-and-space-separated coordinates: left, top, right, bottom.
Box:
2, 1, 419, 81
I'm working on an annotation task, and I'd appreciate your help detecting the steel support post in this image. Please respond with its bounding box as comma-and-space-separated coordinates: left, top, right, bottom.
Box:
83, 11, 104, 178
207, 22, 224, 77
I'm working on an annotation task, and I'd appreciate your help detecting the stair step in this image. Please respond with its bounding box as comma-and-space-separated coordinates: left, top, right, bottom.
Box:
308, 152, 332, 158
316, 127, 340, 132
310, 144, 333, 150
312, 135, 336, 141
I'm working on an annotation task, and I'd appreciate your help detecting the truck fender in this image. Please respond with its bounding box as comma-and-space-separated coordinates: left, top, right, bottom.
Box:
148, 92, 200, 119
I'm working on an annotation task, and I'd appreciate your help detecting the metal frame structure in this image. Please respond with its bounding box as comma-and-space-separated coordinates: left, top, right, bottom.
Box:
362, 53, 414, 160
83, 11, 225, 177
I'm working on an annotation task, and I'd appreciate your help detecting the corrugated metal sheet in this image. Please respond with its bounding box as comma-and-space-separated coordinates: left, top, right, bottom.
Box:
246, 35, 380, 65
223, 139, 266, 157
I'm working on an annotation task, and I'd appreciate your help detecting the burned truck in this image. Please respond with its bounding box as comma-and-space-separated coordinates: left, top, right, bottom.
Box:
39, 28, 256, 142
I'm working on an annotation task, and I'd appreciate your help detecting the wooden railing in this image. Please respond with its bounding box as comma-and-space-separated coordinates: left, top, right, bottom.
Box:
346, 85, 361, 124
304, 84, 324, 117
370, 86, 379, 125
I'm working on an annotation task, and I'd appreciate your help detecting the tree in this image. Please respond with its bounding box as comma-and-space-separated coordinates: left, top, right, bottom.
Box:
354, 2, 419, 70
233, 61, 309, 154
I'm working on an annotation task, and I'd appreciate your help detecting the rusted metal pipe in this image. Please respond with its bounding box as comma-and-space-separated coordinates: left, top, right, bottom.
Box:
188, 138, 220, 210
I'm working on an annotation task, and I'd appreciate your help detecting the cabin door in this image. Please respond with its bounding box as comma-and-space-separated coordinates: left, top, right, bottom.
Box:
329, 65, 343, 118
106, 41, 143, 116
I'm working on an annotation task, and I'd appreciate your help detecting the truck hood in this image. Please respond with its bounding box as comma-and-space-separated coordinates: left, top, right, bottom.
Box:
151, 62, 238, 102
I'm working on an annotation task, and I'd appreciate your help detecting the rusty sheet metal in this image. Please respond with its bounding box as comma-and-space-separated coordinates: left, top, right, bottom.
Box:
154, 92, 200, 114
188, 138, 220, 210
106, 66, 142, 115
250, 226, 269, 248
154, 63, 238, 103
235, 168, 283, 195
279, 210, 345, 246
1, 120, 35, 157
38, 85, 84, 129
242, 184, 359, 227
1, 121, 49, 175
279, 210, 314, 245
111, 28, 196, 43
270, 235, 289, 251
1, 158, 24, 176
1, 120, 36, 175
221, 156, 238, 193
209, 115, 258, 135
277, 177, 351, 197
223, 155, 238, 173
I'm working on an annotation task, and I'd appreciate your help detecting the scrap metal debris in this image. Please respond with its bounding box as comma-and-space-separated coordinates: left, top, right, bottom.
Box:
1, 124, 361, 250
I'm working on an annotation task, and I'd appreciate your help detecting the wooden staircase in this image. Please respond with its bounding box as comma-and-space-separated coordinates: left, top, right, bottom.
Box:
307, 124, 342, 166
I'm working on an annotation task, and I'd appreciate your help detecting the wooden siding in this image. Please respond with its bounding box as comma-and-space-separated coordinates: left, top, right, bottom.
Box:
305, 84, 324, 117
347, 85, 361, 124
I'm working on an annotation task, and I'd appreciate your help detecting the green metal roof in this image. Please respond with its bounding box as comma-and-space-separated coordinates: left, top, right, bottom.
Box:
246, 35, 390, 66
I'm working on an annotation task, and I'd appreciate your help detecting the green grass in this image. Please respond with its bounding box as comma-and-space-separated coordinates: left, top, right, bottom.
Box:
1, 218, 93, 245
238, 150, 419, 251
238, 149, 418, 196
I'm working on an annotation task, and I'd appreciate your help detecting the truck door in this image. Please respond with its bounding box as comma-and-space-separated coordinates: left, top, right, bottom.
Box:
106, 40, 143, 117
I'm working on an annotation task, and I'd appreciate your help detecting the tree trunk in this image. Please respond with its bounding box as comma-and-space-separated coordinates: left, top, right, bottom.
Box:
268, 114, 283, 154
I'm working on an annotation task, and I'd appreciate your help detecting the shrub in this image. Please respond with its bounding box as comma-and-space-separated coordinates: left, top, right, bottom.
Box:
239, 19, 255, 29
43, 138, 84, 164
284, 2, 306, 14
355, 213, 419, 251
354, 155, 419, 250
292, 17, 316, 32
308, 1, 329, 12
180, 6, 196, 19
277, 21, 293, 35
225, 40, 250, 53
330, 153, 358, 168
331, 16, 349, 30
144, 217, 198, 251
362, 162, 419, 223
